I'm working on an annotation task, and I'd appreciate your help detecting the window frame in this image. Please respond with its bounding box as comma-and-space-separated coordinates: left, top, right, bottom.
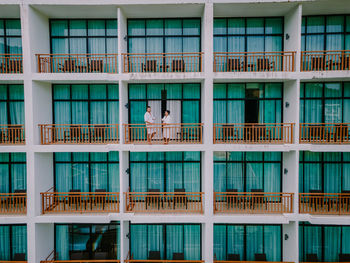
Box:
0, 84, 24, 125
49, 18, 118, 54
213, 152, 283, 192
0, 153, 26, 193
0, 224, 27, 261
213, 17, 284, 53
53, 152, 119, 192
0, 18, 22, 54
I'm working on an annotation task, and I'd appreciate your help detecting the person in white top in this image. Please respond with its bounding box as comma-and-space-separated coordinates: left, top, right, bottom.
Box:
162, 110, 171, 144
144, 106, 156, 144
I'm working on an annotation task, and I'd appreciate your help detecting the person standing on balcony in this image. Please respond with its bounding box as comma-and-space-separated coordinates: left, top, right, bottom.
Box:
162, 110, 171, 144
144, 106, 156, 144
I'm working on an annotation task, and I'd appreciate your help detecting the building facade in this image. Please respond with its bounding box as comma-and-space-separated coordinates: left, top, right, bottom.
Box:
0, 0, 349, 262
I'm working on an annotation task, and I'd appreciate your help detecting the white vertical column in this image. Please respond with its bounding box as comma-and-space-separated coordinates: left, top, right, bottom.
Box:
283, 151, 299, 214
284, 80, 300, 143
119, 80, 128, 144
118, 7, 127, 75
120, 220, 130, 262
284, 4, 302, 72
283, 222, 299, 263
202, 3, 214, 263
202, 2, 214, 145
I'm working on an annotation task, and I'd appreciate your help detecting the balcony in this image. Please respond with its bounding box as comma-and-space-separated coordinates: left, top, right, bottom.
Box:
125, 192, 203, 213
299, 193, 350, 215
39, 124, 119, 145
0, 192, 26, 214
214, 192, 293, 214
122, 52, 203, 73
126, 252, 203, 263
36, 54, 118, 73
0, 125, 25, 145
41, 251, 120, 263
214, 51, 296, 72
300, 123, 349, 144
0, 54, 23, 74
301, 50, 350, 71
213, 123, 294, 144
41, 188, 120, 214
124, 123, 203, 144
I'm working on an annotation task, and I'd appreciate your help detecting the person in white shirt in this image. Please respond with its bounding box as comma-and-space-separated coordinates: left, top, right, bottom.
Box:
144, 106, 156, 144
162, 110, 171, 144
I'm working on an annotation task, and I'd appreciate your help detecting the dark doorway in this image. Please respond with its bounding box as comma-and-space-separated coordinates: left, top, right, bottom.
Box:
245, 89, 259, 123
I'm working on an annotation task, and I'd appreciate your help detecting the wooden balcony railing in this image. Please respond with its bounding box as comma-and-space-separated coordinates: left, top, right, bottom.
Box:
0, 125, 25, 145
299, 193, 350, 215
39, 124, 119, 145
36, 54, 118, 73
214, 51, 296, 72
301, 50, 350, 71
0, 54, 23, 74
213, 123, 294, 144
124, 123, 203, 144
41, 189, 119, 214
214, 192, 294, 214
214, 261, 294, 263
125, 192, 203, 213
0, 193, 27, 214
41, 261, 120, 263
122, 52, 203, 73
300, 123, 349, 144
125, 261, 203, 263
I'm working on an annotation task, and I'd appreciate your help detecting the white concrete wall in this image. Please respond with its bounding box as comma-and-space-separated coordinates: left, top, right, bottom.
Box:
0, 1, 350, 263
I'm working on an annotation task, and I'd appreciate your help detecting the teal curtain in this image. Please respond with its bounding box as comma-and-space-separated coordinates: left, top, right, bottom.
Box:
0, 153, 26, 193
0, 85, 24, 125
213, 225, 226, 260
130, 225, 147, 260
51, 19, 117, 54
55, 152, 119, 192
214, 83, 282, 124
227, 225, 244, 260
300, 225, 350, 262
0, 226, 10, 260
130, 152, 200, 192
214, 17, 283, 53
300, 152, 349, 193
148, 225, 164, 259
12, 225, 27, 260
214, 225, 281, 261
214, 152, 281, 192
303, 15, 350, 51
0, 225, 27, 260
128, 19, 200, 54
53, 84, 119, 125
166, 225, 183, 260
0, 20, 22, 54
184, 225, 201, 260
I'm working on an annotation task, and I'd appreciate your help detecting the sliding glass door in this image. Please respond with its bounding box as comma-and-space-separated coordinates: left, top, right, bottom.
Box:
0, 153, 26, 193
0, 225, 27, 261
129, 152, 201, 192
214, 224, 282, 261
130, 224, 201, 260
214, 152, 282, 192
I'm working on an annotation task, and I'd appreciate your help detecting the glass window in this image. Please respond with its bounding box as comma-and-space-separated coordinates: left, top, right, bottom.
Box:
299, 152, 350, 193
302, 15, 350, 51
53, 84, 119, 125
214, 17, 283, 53
0, 225, 27, 261
127, 18, 201, 53
213, 83, 283, 124
214, 224, 282, 261
129, 152, 201, 192
0, 19, 22, 54
50, 19, 117, 54
0, 153, 26, 193
0, 84, 24, 125
299, 224, 350, 262
128, 83, 201, 124
55, 223, 120, 260
54, 152, 119, 192
214, 152, 281, 193
130, 224, 201, 260
300, 82, 350, 123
